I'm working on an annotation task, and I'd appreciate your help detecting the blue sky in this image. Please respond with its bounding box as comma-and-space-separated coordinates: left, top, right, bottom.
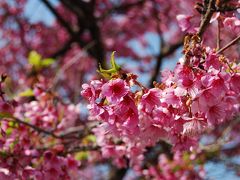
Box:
23, 0, 180, 85
24, 0, 57, 25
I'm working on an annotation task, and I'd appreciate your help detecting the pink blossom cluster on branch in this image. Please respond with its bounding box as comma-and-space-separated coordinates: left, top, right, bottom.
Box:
0, 84, 82, 179
82, 40, 240, 171
0, 0, 239, 179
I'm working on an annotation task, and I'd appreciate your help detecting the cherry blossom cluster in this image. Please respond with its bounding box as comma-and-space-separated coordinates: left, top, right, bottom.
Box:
0, 83, 82, 179
82, 41, 240, 170
142, 152, 204, 179
14, 85, 80, 131
0, 0, 239, 179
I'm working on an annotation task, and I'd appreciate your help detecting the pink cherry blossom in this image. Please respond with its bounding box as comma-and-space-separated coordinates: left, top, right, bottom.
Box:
101, 79, 129, 103
176, 14, 193, 32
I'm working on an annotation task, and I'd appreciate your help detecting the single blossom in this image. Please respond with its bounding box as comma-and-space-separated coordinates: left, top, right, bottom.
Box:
182, 117, 206, 136
176, 14, 193, 32
111, 95, 139, 132
223, 17, 240, 31
205, 53, 221, 70
101, 79, 129, 103
141, 88, 161, 112
206, 102, 226, 125
230, 74, 240, 93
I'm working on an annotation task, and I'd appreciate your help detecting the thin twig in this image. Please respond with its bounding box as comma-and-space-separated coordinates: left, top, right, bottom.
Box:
7, 117, 80, 139
63, 145, 99, 154
216, 34, 240, 54
12, 118, 60, 138
149, 1, 164, 87
41, 0, 75, 36
50, 38, 75, 59
197, 0, 215, 38
216, 6, 240, 12
51, 41, 95, 89
149, 40, 183, 87
57, 126, 83, 136
98, 0, 146, 20
201, 116, 240, 151
9, 117, 90, 140
216, 19, 221, 50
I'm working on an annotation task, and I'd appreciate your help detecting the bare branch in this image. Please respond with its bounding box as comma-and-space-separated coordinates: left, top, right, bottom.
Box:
201, 116, 240, 152
51, 38, 74, 59
216, 6, 240, 12
197, 0, 215, 38
99, 0, 146, 20
216, 20, 221, 50
40, 0, 106, 66
12, 117, 60, 138
149, 40, 183, 87
41, 0, 76, 36
63, 145, 99, 154
216, 34, 240, 54
9, 117, 89, 140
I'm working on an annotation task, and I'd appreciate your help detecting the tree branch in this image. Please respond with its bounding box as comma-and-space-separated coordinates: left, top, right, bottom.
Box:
201, 116, 240, 152
10, 117, 90, 140
41, 0, 106, 67
99, 0, 146, 20
41, 0, 76, 36
216, 6, 240, 12
216, 19, 221, 50
109, 167, 128, 180
59, 0, 85, 19
216, 34, 240, 54
12, 117, 60, 138
197, 0, 216, 38
62, 145, 99, 154
50, 38, 74, 59
149, 40, 183, 87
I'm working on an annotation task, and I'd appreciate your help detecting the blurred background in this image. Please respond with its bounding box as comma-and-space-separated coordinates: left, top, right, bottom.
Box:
1, 0, 240, 179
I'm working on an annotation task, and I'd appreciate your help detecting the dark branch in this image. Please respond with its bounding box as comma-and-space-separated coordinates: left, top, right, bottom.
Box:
109, 166, 128, 180
216, 6, 240, 12
41, 0, 76, 36
217, 34, 240, 54
63, 145, 99, 154
12, 117, 90, 140
13, 117, 60, 138
149, 40, 183, 87
51, 38, 74, 59
197, 0, 216, 38
99, 0, 146, 20
217, 20, 221, 50
41, 0, 106, 67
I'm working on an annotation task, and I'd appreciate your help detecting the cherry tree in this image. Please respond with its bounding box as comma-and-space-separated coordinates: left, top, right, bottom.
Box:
0, 0, 240, 179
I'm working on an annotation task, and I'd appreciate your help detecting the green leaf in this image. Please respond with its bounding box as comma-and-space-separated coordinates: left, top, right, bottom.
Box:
172, 165, 181, 173
8, 121, 18, 128
85, 135, 96, 143
110, 51, 120, 71
75, 151, 88, 161
97, 64, 112, 79
41, 58, 55, 67
97, 51, 121, 78
18, 89, 34, 97
183, 152, 190, 161
6, 127, 13, 136
9, 139, 18, 151
28, 51, 42, 69
0, 112, 13, 119
0, 151, 7, 158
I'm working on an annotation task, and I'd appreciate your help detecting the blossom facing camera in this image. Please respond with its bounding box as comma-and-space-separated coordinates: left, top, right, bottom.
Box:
101, 79, 129, 103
